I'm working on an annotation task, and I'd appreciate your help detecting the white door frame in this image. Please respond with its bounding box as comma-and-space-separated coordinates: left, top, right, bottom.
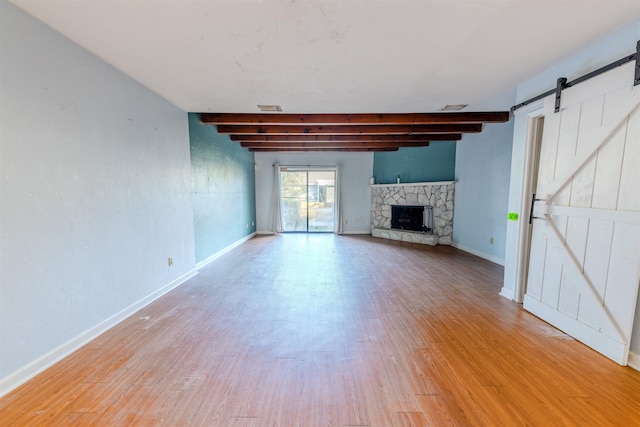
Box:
512, 103, 545, 303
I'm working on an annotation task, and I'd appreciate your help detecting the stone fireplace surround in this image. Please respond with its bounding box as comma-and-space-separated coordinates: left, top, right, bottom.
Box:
370, 181, 455, 246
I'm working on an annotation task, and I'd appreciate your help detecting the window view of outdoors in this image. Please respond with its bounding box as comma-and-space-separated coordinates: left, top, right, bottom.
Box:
281, 170, 335, 232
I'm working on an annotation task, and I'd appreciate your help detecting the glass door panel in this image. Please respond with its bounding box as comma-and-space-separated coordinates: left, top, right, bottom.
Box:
281, 171, 308, 232
280, 169, 335, 233
308, 170, 335, 232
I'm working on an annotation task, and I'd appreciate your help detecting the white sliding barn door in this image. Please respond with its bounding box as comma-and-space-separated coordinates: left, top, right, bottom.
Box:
524, 62, 640, 365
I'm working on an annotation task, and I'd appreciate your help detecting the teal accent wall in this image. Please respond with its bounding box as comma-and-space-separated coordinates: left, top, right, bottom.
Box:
372, 141, 456, 184
189, 113, 256, 263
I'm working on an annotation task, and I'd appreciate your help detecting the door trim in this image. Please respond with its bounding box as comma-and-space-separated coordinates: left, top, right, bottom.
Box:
513, 105, 545, 303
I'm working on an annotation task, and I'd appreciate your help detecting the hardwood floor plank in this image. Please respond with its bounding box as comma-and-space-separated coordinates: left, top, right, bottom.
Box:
392, 411, 428, 427
1, 234, 639, 426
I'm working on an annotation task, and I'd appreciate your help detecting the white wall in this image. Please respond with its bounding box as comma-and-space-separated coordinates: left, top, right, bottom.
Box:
0, 2, 196, 394
254, 152, 373, 234
502, 20, 640, 364
453, 122, 514, 265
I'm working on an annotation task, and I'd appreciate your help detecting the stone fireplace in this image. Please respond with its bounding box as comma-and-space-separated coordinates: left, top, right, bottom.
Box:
370, 181, 454, 246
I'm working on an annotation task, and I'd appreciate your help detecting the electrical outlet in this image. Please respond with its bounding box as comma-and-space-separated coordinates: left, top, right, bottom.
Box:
489, 237, 494, 245
251, 221, 255, 226
168, 257, 173, 267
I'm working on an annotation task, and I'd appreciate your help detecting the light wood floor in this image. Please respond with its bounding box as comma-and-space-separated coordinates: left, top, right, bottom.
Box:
2, 234, 640, 426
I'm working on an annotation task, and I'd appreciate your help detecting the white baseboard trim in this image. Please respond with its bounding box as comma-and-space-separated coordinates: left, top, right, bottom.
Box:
0, 268, 198, 398
499, 287, 515, 301
451, 242, 505, 266
195, 232, 256, 270
256, 231, 371, 236
628, 352, 640, 371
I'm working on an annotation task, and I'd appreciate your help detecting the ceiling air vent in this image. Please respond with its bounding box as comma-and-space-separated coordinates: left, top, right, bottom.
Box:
258, 105, 282, 112
440, 104, 468, 111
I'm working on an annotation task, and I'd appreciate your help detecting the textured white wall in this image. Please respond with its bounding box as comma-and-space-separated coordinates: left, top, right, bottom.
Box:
0, 2, 195, 390
254, 152, 373, 234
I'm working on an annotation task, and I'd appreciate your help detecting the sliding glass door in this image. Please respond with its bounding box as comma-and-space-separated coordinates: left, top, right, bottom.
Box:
280, 169, 335, 232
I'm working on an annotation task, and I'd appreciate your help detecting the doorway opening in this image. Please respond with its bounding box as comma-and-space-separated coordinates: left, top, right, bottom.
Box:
280, 169, 336, 232
519, 114, 545, 300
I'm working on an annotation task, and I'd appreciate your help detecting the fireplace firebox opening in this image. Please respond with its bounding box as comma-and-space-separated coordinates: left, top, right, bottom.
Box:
391, 205, 433, 233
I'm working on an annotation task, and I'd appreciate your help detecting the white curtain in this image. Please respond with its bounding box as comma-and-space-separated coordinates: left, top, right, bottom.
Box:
269, 163, 283, 234
334, 164, 343, 234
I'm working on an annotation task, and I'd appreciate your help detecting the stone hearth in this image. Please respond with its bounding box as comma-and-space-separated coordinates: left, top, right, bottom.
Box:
370, 181, 455, 245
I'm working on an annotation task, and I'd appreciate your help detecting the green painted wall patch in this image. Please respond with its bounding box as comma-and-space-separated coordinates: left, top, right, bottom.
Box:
507, 212, 519, 221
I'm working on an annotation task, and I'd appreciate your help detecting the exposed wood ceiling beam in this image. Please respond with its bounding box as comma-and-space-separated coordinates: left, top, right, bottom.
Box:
198, 112, 509, 152
240, 141, 430, 149
248, 147, 398, 152
216, 123, 482, 135
201, 112, 510, 125
231, 134, 459, 142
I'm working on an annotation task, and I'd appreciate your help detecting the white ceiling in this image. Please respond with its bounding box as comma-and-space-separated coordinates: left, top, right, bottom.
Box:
11, 0, 640, 113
